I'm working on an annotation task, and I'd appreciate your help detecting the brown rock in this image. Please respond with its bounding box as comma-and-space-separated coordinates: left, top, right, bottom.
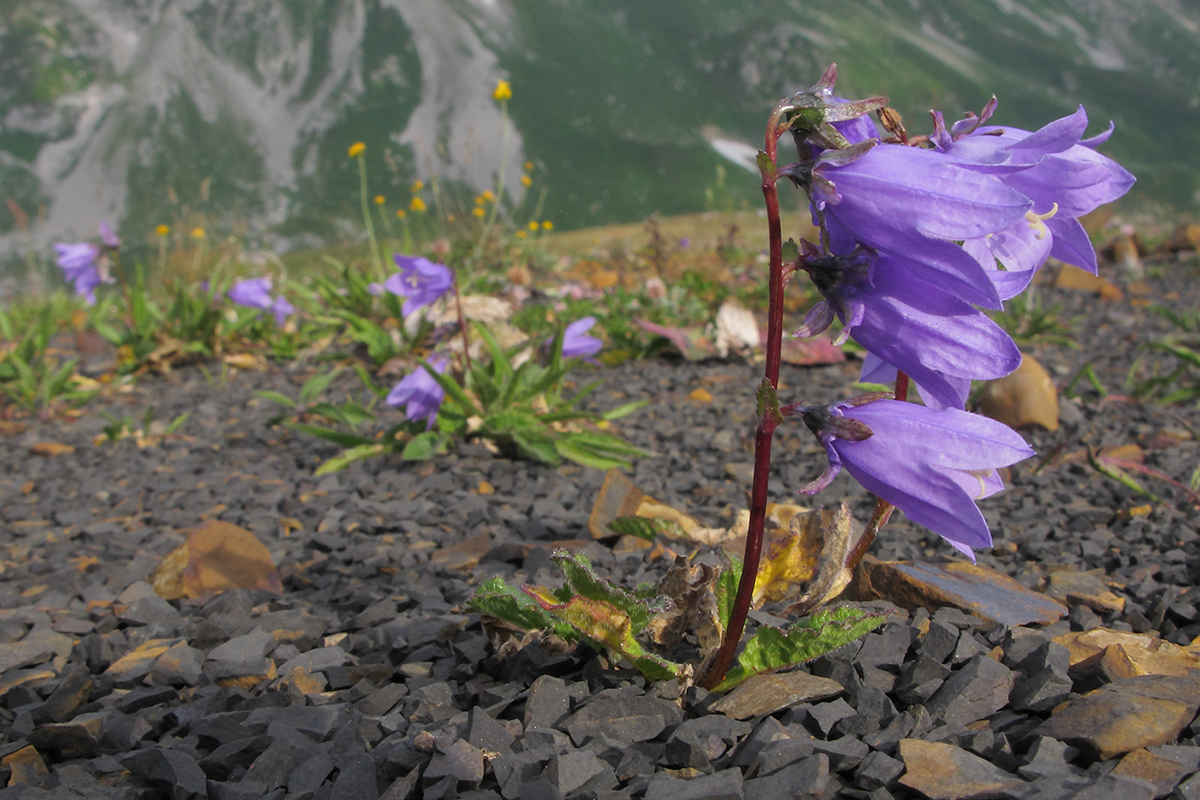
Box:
1110, 748, 1189, 797
709, 671, 843, 720
1045, 570, 1126, 615
1, 745, 49, 786
977, 353, 1059, 432
898, 739, 1026, 799
851, 557, 1066, 626
151, 520, 282, 601
28, 713, 105, 759
1055, 628, 1200, 679
430, 531, 492, 572
1037, 674, 1200, 760
104, 639, 178, 684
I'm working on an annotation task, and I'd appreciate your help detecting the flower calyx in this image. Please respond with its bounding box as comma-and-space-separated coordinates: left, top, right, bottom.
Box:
777, 64, 889, 151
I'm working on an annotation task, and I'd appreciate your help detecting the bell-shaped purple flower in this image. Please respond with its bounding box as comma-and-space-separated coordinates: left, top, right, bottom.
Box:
384, 255, 454, 317
386, 356, 448, 429
794, 397, 1034, 560
98, 221, 121, 249
786, 142, 1033, 309
228, 277, 275, 310
53, 242, 110, 304
560, 317, 603, 359
794, 241, 1020, 409
933, 105, 1134, 295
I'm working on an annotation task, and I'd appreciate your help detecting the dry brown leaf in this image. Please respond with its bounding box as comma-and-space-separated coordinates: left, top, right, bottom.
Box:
644, 556, 724, 652
30, 442, 75, 457
781, 503, 857, 616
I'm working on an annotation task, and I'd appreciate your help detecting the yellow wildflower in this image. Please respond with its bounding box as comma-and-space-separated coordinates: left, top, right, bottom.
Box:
410, 196, 427, 213
481, 190, 495, 202
542, 221, 553, 231
528, 221, 539, 232
474, 194, 485, 206
396, 209, 407, 219
191, 227, 205, 239
155, 224, 170, 237
524, 161, 534, 171
515, 231, 527, 239
493, 80, 512, 101
520, 174, 532, 187
410, 180, 424, 192
374, 195, 385, 205
472, 207, 486, 218
348, 142, 366, 158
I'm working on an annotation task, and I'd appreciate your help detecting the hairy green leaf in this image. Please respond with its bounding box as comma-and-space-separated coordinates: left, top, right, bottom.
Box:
552, 550, 670, 634
714, 605, 888, 692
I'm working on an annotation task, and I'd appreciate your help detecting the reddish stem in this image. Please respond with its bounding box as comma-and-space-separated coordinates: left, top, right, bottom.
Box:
453, 279, 472, 373
701, 105, 791, 690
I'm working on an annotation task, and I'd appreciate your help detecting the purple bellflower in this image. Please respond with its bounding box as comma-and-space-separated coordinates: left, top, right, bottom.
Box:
384, 255, 454, 317
932, 104, 1135, 298
794, 397, 1034, 560
386, 356, 448, 429
560, 317, 603, 359
228, 276, 293, 326
793, 240, 1021, 410
98, 221, 121, 249
54, 242, 110, 304
783, 142, 1033, 309
227, 277, 275, 310
269, 295, 295, 326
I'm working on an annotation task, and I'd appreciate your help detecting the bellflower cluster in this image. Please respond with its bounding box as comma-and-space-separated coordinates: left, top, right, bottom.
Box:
227, 277, 294, 326
780, 66, 1132, 555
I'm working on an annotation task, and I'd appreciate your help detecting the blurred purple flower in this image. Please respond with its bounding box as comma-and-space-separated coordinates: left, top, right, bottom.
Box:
53, 242, 110, 304
386, 356, 448, 429
383, 255, 454, 316
227, 277, 275, 310
794, 397, 1033, 560
269, 295, 295, 326
559, 317, 603, 359
98, 221, 121, 249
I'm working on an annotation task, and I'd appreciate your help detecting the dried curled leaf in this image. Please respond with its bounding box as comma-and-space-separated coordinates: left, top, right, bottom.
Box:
782, 503, 857, 617
523, 586, 686, 683
714, 605, 889, 692
645, 557, 724, 652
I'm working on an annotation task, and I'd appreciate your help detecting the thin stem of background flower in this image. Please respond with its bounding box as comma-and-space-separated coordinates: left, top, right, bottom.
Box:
355, 147, 385, 282
476, 81, 513, 258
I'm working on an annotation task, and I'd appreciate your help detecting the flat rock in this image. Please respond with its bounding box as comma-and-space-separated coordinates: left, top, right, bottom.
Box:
898, 738, 1026, 799
1037, 674, 1200, 760
1110, 748, 1190, 797
28, 712, 106, 759
852, 557, 1066, 626
1055, 628, 1200, 679
1045, 569, 1126, 614
709, 671, 844, 720
644, 767, 744, 800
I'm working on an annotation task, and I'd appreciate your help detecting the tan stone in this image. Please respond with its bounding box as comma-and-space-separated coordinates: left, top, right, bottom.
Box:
1, 745, 48, 786
104, 639, 178, 683
977, 353, 1059, 432
851, 557, 1066, 626
1045, 570, 1126, 614
897, 739, 1026, 799
430, 531, 492, 573
709, 671, 843, 720
1110, 748, 1189, 797
1037, 674, 1200, 760
1055, 628, 1200, 679
151, 520, 282, 601
28, 713, 105, 759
